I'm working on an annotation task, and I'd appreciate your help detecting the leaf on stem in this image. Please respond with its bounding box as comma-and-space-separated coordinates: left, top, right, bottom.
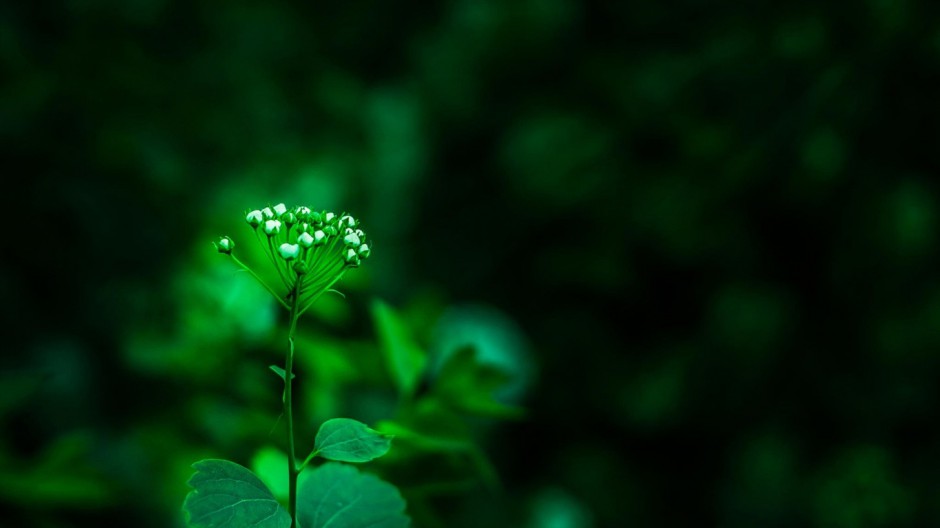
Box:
269, 365, 296, 381
183, 459, 291, 528
297, 462, 409, 528
370, 299, 426, 397
313, 418, 392, 463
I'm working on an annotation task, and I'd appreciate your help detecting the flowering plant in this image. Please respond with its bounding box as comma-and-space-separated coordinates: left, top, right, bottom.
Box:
185, 204, 408, 528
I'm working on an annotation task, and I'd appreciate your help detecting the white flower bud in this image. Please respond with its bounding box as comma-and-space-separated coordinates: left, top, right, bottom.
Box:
264, 219, 281, 236
273, 203, 288, 216
215, 236, 235, 254
345, 248, 361, 265
262, 207, 275, 220
340, 215, 357, 228
324, 212, 335, 223
296, 206, 311, 217
343, 231, 361, 247
246, 210, 263, 227
357, 243, 371, 258
313, 230, 327, 246
298, 231, 315, 248
354, 228, 365, 239
278, 243, 300, 260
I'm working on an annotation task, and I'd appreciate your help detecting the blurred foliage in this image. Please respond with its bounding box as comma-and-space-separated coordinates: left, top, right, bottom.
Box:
3, 0, 940, 526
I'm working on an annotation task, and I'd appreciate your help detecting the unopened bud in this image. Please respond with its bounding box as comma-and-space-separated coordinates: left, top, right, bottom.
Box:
278, 243, 300, 260
343, 231, 361, 247
264, 219, 282, 236
246, 210, 263, 227
273, 203, 288, 216
281, 212, 297, 226
357, 243, 371, 258
215, 236, 235, 254
313, 230, 327, 246
298, 231, 315, 248
293, 261, 309, 275
345, 248, 361, 266
340, 215, 357, 228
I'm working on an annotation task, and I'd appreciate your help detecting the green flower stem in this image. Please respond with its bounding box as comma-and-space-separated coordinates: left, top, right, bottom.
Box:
228, 255, 290, 310
285, 276, 302, 528
298, 271, 346, 318
267, 237, 291, 289
255, 230, 289, 287
307, 230, 341, 275
299, 260, 345, 301
298, 448, 319, 473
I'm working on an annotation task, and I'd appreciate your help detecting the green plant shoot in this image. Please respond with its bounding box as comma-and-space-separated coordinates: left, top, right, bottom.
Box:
183, 203, 407, 528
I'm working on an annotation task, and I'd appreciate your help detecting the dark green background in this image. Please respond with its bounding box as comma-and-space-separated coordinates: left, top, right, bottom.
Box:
3, 0, 940, 526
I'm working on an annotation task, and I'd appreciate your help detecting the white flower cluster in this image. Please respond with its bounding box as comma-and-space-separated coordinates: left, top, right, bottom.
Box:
216, 203, 372, 309
243, 203, 371, 267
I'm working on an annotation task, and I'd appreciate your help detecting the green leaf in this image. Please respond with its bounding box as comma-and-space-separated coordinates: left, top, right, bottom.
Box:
374, 420, 472, 453
371, 299, 426, 397
374, 419, 500, 490
433, 346, 525, 419
314, 418, 392, 463
183, 459, 291, 528
269, 365, 296, 381
297, 462, 409, 528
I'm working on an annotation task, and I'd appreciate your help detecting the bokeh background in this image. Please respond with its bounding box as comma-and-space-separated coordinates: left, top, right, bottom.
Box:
3, 0, 940, 526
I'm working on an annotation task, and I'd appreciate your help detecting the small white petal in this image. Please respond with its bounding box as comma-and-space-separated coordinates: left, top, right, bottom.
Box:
313, 230, 327, 246
246, 210, 263, 226
262, 207, 275, 220
298, 231, 315, 248
216, 236, 235, 254
273, 203, 287, 216
278, 243, 300, 260
264, 219, 282, 235
343, 232, 361, 247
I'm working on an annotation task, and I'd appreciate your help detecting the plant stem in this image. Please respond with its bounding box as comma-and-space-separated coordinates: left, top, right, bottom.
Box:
229, 255, 290, 310
285, 280, 302, 527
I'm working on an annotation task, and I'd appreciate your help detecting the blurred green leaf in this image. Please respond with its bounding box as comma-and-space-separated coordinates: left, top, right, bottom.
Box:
251, 446, 289, 503
314, 418, 392, 463
297, 462, 409, 528
184, 459, 291, 528
375, 420, 472, 453
433, 346, 525, 419
371, 299, 427, 397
